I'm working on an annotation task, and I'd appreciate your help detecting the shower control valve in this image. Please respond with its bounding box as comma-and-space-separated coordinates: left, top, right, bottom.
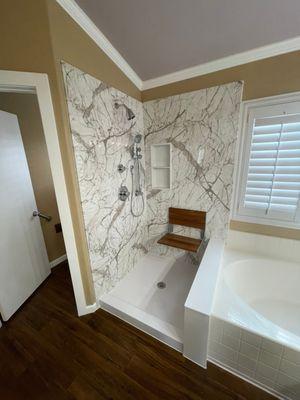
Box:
118, 185, 130, 201
117, 164, 126, 173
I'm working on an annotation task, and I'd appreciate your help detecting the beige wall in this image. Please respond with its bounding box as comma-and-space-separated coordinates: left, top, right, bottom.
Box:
0, 0, 141, 304
0, 92, 66, 261
46, 1, 141, 101
45, 0, 142, 303
230, 220, 300, 240
142, 51, 300, 102
1, 0, 299, 307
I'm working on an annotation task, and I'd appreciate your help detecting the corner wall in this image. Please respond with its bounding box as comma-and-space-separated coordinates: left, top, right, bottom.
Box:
0, 0, 141, 305
45, 0, 142, 303
142, 51, 300, 240
144, 82, 243, 256
62, 63, 146, 298
62, 63, 244, 299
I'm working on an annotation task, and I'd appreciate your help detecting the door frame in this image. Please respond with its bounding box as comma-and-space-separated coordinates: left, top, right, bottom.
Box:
0, 69, 97, 316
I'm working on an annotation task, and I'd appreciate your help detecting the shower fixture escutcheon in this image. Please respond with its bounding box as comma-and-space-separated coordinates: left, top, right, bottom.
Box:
118, 185, 130, 201
117, 164, 126, 173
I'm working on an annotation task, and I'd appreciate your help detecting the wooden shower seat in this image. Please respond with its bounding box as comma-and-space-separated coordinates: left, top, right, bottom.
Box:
158, 207, 206, 253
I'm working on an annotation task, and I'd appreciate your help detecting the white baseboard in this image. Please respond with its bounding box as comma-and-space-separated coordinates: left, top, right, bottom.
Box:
78, 302, 98, 316
50, 254, 67, 268
49, 254, 98, 316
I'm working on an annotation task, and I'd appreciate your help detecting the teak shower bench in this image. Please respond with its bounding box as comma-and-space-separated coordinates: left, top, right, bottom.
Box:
158, 207, 206, 253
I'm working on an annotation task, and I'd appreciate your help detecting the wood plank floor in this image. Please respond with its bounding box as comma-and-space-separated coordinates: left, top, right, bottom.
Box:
0, 262, 276, 400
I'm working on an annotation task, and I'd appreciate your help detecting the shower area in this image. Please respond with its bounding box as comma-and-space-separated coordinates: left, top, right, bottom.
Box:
62, 62, 243, 351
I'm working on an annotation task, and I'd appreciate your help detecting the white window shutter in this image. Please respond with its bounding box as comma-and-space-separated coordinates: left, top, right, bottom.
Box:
237, 100, 300, 227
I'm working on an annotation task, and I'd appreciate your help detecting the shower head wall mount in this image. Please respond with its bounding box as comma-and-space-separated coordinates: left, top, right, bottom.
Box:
114, 102, 135, 120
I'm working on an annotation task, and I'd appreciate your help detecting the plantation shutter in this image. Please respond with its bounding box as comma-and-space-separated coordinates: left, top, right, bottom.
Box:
243, 113, 300, 222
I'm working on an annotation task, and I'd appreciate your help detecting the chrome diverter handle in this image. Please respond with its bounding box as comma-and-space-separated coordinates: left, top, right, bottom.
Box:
118, 186, 130, 201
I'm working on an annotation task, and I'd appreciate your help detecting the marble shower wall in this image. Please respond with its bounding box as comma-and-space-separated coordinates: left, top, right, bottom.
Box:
143, 82, 243, 256
62, 63, 147, 298
62, 62, 243, 297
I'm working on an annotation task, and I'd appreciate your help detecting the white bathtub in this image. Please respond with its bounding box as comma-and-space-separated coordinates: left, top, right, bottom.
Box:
209, 230, 300, 400
214, 238, 300, 351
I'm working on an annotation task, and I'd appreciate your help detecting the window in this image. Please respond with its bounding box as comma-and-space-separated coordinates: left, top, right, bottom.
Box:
233, 94, 300, 228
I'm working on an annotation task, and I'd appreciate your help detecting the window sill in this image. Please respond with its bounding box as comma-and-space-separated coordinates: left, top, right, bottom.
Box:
229, 219, 300, 241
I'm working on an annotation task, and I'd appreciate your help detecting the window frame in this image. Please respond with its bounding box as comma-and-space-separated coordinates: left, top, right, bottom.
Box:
232, 92, 300, 229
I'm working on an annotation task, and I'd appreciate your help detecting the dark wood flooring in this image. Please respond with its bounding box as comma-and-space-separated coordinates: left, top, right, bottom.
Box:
0, 262, 276, 400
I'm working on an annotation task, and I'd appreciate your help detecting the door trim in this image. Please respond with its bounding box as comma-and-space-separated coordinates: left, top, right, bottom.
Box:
0, 70, 97, 316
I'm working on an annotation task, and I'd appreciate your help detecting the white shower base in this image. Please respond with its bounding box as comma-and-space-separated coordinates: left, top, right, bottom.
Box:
100, 253, 198, 351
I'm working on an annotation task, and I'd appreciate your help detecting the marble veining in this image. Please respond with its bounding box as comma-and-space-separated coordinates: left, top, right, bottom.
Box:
144, 83, 243, 257
62, 62, 147, 298
62, 61, 243, 297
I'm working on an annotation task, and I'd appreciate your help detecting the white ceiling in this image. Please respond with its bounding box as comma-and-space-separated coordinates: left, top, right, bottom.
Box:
74, 0, 300, 82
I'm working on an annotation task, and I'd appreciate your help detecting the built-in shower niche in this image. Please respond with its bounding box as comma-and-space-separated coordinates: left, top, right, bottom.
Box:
150, 143, 171, 189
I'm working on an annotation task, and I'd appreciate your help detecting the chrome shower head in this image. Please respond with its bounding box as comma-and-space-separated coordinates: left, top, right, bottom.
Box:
125, 106, 135, 121
134, 134, 142, 143
114, 102, 135, 120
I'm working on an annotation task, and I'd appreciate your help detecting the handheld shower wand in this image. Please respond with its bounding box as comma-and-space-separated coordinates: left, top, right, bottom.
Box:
130, 134, 144, 217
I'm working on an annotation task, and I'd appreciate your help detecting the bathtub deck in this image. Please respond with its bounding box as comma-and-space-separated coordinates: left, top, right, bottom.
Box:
0, 262, 276, 400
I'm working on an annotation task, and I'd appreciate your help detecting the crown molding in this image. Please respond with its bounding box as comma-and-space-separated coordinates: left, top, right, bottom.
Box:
142, 36, 300, 90
55, 1, 300, 93
55, 0, 143, 90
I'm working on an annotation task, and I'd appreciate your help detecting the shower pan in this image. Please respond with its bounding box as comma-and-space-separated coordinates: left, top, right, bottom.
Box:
100, 253, 199, 351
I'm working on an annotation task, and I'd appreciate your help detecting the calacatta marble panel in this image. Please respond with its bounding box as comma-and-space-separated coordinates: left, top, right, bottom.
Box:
143, 82, 243, 257
62, 62, 147, 298
62, 61, 243, 297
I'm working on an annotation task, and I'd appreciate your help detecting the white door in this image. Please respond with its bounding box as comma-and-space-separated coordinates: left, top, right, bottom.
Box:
0, 110, 50, 321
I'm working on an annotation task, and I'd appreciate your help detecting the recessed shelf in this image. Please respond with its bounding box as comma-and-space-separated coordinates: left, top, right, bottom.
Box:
151, 143, 171, 189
